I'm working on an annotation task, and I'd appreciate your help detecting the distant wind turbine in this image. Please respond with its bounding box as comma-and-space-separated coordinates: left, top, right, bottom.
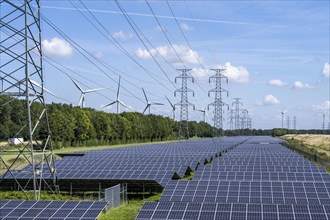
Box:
165, 96, 176, 120
142, 88, 164, 114
70, 77, 105, 108
197, 108, 208, 123
103, 76, 131, 113
278, 108, 289, 129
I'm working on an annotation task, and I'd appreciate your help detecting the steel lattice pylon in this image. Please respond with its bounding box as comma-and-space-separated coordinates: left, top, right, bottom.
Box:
232, 98, 243, 130
174, 69, 194, 140
208, 69, 228, 136
0, 0, 58, 200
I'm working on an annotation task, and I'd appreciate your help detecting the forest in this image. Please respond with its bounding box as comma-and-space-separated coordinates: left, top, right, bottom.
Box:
0, 96, 327, 148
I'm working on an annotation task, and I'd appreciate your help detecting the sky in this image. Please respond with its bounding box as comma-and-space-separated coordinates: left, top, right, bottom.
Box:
1, 0, 329, 129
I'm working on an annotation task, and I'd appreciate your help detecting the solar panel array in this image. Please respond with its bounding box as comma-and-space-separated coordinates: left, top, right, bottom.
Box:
0, 200, 107, 220
3, 138, 248, 186
136, 136, 330, 220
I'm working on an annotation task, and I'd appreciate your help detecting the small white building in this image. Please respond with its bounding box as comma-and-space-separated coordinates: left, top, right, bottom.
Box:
8, 138, 24, 145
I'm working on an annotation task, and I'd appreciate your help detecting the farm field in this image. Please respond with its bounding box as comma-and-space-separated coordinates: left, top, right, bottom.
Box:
283, 134, 330, 158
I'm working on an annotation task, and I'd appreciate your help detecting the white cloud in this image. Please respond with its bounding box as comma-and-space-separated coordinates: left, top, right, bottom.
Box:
264, 94, 280, 105
180, 22, 193, 31
220, 62, 249, 83
268, 79, 287, 87
293, 81, 313, 90
322, 62, 329, 78
93, 51, 104, 59
312, 100, 330, 112
135, 44, 203, 65
42, 37, 73, 57
191, 68, 209, 81
155, 25, 166, 32
111, 30, 133, 41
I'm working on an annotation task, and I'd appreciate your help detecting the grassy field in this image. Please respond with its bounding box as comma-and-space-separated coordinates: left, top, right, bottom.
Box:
282, 134, 330, 161
98, 193, 161, 220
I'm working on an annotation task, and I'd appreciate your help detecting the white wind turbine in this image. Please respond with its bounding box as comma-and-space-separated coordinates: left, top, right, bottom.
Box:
277, 108, 289, 129
103, 76, 131, 113
30, 80, 59, 98
165, 96, 176, 120
70, 77, 105, 108
142, 88, 164, 114
197, 108, 208, 123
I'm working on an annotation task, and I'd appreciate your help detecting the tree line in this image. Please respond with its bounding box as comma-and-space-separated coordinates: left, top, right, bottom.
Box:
1, 96, 328, 148
0, 96, 214, 148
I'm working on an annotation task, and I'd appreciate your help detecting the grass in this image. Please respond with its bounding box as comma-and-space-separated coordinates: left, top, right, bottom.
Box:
98, 193, 161, 220
0, 191, 83, 200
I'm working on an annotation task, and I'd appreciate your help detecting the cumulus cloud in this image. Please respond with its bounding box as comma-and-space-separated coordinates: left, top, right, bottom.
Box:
93, 51, 104, 59
42, 37, 73, 57
293, 81, 313, 90
323, 62, 329, 78
264, 94, 280, 105
191, 68, 209, 81
312, 100, 330, 112
268, 79, 287, 87
135, 44, 203, 65
111, 30, 133, 41
180, 22, 193, 31
220, 62, 249, 83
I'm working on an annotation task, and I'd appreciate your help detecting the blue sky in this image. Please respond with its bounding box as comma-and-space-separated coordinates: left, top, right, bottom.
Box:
3, 1, 329, 129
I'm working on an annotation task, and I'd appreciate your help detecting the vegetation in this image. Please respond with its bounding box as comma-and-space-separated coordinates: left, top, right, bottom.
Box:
282, 134, 330, 162
0, 96, 215, 148
0, 191, 82, 200
98, 193, 161, 220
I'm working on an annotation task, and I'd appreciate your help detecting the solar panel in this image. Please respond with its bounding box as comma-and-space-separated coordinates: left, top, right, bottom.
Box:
0, 200, 107, 220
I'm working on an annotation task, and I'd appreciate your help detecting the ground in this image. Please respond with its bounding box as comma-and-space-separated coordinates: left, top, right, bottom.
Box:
283, 134, 330, 157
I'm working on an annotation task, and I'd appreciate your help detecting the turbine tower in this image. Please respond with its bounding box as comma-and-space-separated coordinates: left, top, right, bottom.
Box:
174, 69, 195, 140
103, 76, 131, 113
70, 77, 105, 108
197, 108, 207, 123
279, 109, 289, 129
166, 96, 176, 120
0, 0, 58, 200
142, 88, 164, 114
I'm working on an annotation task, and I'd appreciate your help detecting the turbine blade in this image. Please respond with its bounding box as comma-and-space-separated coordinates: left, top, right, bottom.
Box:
119, 101, 131, 110
78, 94, 84, 106
70, 77, 84, 92
152, 102, 164, 105
103, 101, 117, 108
84, 88, 105, 93
117, 76, 121, 99
143, 105, 149, 114
142, 88, 148, 102
165, 96, 175, 109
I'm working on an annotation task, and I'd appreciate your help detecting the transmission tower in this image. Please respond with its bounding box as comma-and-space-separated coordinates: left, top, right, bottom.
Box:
0, 1, 58, 200
323, 114, 325, 131
241, 109, 249, 129
174, 69, 194, 139
207, 69, 228, 136
228, 109, 234, 130
232, 98, 243, 130
293, 116, 297, 130
286, 116, 290, 129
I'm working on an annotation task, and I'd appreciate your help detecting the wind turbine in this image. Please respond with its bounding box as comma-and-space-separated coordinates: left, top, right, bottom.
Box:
278, 109, 289, 129
197, 108, 208, 123
165, 96, 176, 120
103, 76, 131, 113
142, 88, 164, 114
70, 77, 105, 108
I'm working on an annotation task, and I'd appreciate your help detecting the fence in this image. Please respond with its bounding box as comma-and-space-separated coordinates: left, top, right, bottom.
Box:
103, 183, 127, 210
284, 144, 330, 169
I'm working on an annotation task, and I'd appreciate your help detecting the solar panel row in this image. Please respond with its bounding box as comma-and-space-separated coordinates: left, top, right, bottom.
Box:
0, 200, 107, 220
137, 202, 330, 220
136, 136, 330, 220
